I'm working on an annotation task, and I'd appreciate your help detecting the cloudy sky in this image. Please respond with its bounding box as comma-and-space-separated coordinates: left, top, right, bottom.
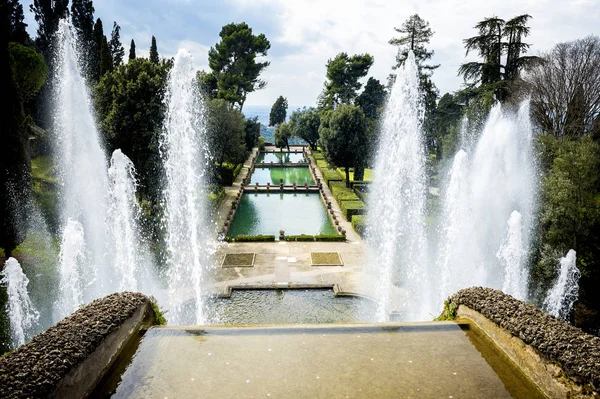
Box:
22, 0, 600, 108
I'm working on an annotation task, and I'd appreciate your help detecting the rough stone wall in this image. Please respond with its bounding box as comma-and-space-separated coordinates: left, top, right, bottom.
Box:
451, 287, 600, 390
0, 292, 151, 398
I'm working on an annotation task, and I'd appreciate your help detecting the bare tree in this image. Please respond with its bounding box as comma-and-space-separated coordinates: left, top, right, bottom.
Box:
527, 35, 600, 139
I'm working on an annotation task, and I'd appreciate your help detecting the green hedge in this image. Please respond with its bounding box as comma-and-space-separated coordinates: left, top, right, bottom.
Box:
352, 215, 366, 237
233, 163, 243, 180
226, 235, 276, 242
316, 159, 329, 169
284, 234, 346, 242
331, 184, 360, 202
285, 234, 316, 242
312, 152, 325, 160
315, 234, 346, 242
341, 200, 366, 220
323, 169, 343, 186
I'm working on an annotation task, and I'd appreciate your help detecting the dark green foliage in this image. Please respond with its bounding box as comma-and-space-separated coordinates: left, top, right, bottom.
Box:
314, 234, 346, 242
355, 77, 386, 120
331, 183, 361, 203
208, 22, 270, 111
109, 22, 124, 67
535, 135, 600, 330
216, 163, 242, 186
196, 70, 218, 99
8, 42, 47, 102
284, 234, 315, 242
7, 0, 28, 44
340, 200, 366, 220
318, 52, 373, 109
206, 98, 247, 167
430, 93, 463, 159
258, 136, 265, 150
99, 35, 112, 77
29, 0, 69, 59
351, 215, 366, 236
150, 296, 167, 325
274, 122, 292, 150
319, 104, 368, 187
459, 14, 540, 102
149, 35, 159, 64
289, 107, 320, 150
0, 3, 30, 257
226, 235, 276, 242
89, 18, 105, 82
244, 117, 260, 151
128, 39, 136, 60
94, 58, 170, 201
269, 95, 287, 126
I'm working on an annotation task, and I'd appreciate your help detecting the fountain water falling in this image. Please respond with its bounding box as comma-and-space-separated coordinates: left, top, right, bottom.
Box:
366, 52, 429, 321
543, 249, 580, 320
55, 218, 87, 319
161, 49, 212, 325
1, 258, 40, 348
497, 211, 528, 300
108, 150, 143, 292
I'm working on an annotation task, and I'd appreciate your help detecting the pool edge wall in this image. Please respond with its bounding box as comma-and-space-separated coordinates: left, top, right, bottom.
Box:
0, 292, 157, 398
451, 287, 599, 398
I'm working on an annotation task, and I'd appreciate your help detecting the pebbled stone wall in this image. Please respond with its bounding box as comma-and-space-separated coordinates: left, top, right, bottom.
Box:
0, 292, 155, 398
451, 287, 600, 391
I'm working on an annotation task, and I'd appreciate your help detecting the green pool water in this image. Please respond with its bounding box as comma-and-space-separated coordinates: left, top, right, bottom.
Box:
228, 193, 335, 237
257, 151, 306, 163
250, 167, 314, 185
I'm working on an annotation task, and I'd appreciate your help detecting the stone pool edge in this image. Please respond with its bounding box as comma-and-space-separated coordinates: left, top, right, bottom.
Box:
450, 287, 600, 398
0, 292, 157, 398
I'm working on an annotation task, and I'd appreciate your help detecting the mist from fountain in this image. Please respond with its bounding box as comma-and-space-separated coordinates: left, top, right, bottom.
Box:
1, 258, 40, 348
160, 49, 212, 325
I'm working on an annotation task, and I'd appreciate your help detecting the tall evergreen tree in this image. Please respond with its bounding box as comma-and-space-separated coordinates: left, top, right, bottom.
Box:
99, 35, 112, 76
8, 0, 29, 44
208, 22, 271, 111
109, 22, 124, 67
29, 0, 69, 59
459, 14, 540, 102
71, 0, 96, 82
389, 14, 439, 142
269, 96, 288, 126
129, 39, 136, 60
149, 35, 159, 64
355, 77, 386, 119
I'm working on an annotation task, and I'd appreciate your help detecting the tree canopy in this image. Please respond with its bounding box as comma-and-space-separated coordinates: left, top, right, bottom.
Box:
205, 98, 247, 167
289, 107, 320, 150
207, 22, 270, 111
274, 122, 292, 151
269, 95, 288, 126
318, 52, 373, 110
355, 77, 386, 119
319, 104, 368, 187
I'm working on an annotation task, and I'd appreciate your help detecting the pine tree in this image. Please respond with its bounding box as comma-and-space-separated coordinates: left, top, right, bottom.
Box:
269, 96, 288, 126
108, 22, 124, 67
129, 39, 136, 60
149, 35, 159, 64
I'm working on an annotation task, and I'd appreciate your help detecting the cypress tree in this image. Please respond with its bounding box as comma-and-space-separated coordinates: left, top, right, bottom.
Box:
129, 39, 136, 60
109, 22, 124, 67
99, 35, 112, 76
149, 35, 159, 64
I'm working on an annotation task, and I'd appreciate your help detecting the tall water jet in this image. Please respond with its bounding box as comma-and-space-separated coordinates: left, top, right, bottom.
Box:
0, 258, 40, 348
52, 20, 111, 315
366, 52, 429, 321
107, 150, 142, 292
55, 218, 87, 319
543, 249, 580, 320
161, 49, 211, 325
497, 211, 528, 300
433, 101, 537, 313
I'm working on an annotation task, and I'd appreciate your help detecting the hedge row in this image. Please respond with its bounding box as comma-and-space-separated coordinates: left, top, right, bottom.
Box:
225, 235, 276, 242
284, 234, 346, 242
352, 215, 366, 236
312, 152, 325, 160
331, 183, 361, 202
341, 200, 366, 219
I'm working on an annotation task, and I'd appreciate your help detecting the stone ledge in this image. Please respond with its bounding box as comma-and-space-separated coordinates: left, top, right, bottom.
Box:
0, 292, 156, 398
451, 287, 600, 397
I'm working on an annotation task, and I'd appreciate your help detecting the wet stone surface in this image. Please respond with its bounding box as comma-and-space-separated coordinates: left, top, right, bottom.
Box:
0, 292, 150, 398
451, 287, 600, 390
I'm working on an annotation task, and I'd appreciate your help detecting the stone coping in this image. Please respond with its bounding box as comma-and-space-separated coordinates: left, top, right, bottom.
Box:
0, 292, 155, 398
450, 287, 600, 392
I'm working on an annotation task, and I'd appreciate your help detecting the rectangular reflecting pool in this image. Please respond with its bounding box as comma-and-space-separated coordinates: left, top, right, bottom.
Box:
250, 167, 314, 185
257, 151, 306, 163
228, 193, 335, 237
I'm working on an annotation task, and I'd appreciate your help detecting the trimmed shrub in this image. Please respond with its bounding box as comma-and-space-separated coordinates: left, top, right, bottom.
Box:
331, 184, 360, 202
340, 200, 366, 220
323, 169, 343, 186
352, 215, 366, 236
226, 235, 276, 242
258, 136, 265, 150
232, 163, 243, 180
285, 234, 315, 242
312, 152, 325, 160
314, 234, 346, 242
316, 159, 329, 169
